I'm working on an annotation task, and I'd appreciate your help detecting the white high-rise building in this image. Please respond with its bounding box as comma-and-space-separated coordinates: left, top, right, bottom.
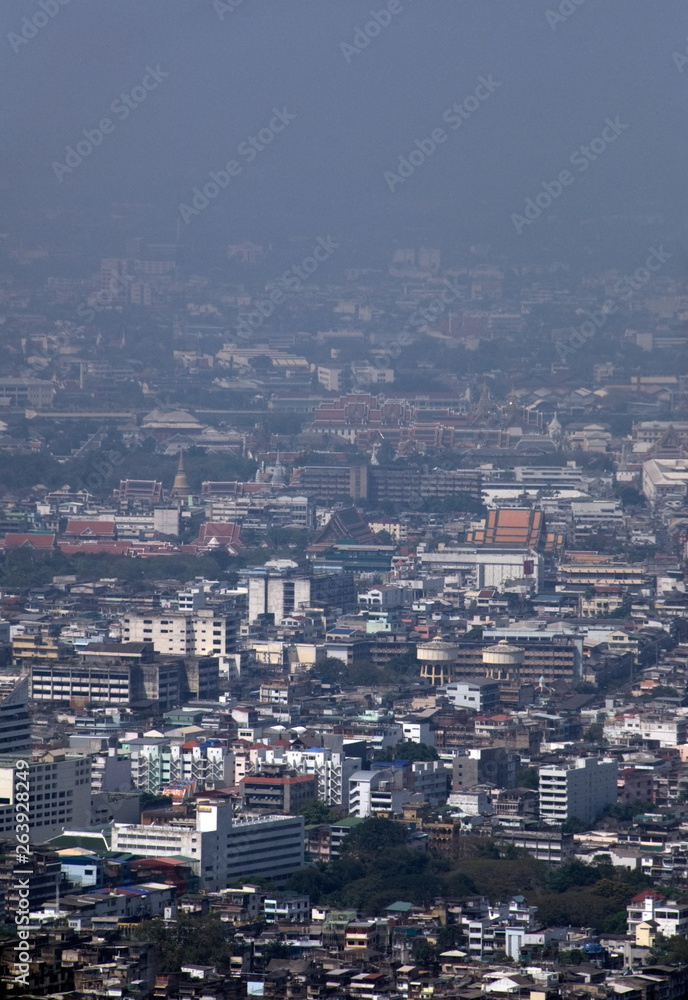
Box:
285, 748, 362, 810
127, 737, 233, 794
538, 757, 618, 826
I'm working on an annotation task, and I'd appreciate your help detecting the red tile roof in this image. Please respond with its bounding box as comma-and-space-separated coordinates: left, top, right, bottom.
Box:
3, 533, 55, 550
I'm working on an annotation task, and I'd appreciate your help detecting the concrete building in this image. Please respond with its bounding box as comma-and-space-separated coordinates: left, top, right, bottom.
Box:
627, 889, 688, 939
263, 893, 311, 923
349, 769, 410, 818
127, 737, 233, 794
30, 648, 218, 710
244, 569, 354, 623
0, 675, 31, 755
452, 747, 516, 790
0, 751, 92, 843
284, 747, 362, 810
642, 459, 688, 503
421, 634, 582, 689
399, 718, 435, 746
604, 713, 687, 749
0, 377, 55, 408
445, 678, 500, 713
494, 828, 574, 866
240, 773, 316, 814
121, 610, 238, 657
538, 757, 618, 826
111, 802, 304, 890
407, 760, 448, 805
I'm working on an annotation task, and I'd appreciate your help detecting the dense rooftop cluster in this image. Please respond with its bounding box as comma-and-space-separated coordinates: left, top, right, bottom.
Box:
1, 237, 688, 998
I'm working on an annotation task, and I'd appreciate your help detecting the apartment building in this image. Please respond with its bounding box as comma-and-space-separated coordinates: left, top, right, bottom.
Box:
349, 769, 410, 818
452, 747, 516, 791
111, 802, 305, 890
31, 647, 218, 710
121, 610, 238, 657
127, 737, 233, 794
284, 747, 363, 810
0, 750, 91, 843
604, 713, 687, 749
263, 893, 311, 923
239, 773, 316, 814
0, 676, 31, 755
539, 757, 618, 826
627, 889, 688, 939
244, 569, 355, 623
31, 657, 181, 712
445, 678, 500, 713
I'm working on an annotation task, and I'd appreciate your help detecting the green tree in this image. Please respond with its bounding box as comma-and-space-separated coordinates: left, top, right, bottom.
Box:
132, 913, 235, 972
648, 933, 688, 964
299, 800, 334, 825
381, 741, 439, 762
559, 948, 585, 965
412, 937, 438, 966
316, 657, 346, 684
342, 817, 409, 862
463, 626, 483, 642
516, 767, 539, 790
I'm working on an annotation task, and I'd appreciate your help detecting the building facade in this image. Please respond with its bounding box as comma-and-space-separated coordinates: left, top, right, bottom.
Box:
539, 757, 618, 826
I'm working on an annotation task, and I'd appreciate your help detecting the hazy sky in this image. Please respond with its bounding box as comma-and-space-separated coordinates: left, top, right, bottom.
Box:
2, 1, 686, 261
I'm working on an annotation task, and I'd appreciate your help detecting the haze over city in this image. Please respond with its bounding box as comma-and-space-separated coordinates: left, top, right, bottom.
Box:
3, 3, 688, 998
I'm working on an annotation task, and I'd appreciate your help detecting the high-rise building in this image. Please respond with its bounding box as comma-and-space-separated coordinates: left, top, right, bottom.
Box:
0, 676, 31, 755
0, 751, 92, 843
244, 569, 354, 623
538, 757, 618, 826
121, 611, 238, 658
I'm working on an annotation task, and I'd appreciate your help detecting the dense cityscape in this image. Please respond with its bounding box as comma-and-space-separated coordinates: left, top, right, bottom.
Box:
0, 222, 688, 998
4, 1, 688, 998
